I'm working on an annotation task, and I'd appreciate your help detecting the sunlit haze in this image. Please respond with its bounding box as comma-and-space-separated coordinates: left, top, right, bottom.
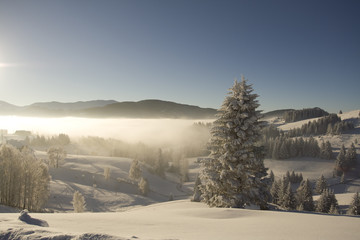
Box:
0, 116, 211, 145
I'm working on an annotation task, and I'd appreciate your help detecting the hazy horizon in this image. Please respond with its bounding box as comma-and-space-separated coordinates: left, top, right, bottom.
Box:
0, 116, 213, 146
0, 98, 357, 115
1, 1, 359, 113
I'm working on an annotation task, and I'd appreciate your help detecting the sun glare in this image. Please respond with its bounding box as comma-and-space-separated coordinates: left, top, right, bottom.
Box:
0, 62, 15, 68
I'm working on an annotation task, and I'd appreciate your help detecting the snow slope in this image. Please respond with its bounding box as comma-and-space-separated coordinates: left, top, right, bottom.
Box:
34, 152, 193, 212
1, 200, 359, 240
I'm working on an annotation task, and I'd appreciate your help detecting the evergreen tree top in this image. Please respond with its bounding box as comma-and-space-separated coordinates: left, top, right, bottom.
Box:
218, 77, 260, 115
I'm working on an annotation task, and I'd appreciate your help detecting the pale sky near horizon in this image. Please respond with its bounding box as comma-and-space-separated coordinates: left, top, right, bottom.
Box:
0, 0, 359, 113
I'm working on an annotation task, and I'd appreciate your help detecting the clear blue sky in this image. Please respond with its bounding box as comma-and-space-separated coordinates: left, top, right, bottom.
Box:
0, 0, 359, 113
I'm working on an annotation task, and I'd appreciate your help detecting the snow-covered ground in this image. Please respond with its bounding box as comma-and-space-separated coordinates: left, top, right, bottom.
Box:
1, 200, 359, 240
264, 109, 360, 212
1, 109, 359, 239
33, 152, 194, 212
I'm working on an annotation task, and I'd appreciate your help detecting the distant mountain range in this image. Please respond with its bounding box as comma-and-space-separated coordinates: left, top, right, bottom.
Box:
0, 99, 324, 119
0, 100, 218, 119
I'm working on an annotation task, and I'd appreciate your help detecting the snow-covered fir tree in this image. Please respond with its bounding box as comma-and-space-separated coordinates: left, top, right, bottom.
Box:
192, 175, 202, 202
345, 143, 357, 168
270, 179, 280, 205
316, 189, 338, 213
347, 192, 360, 215
281, 184, 296, 210
329, 203, 339, 214
72, 191, 86, 213
334, 145, 347, 176
320, 141, 333, 159
277, 177, 291, 208
200, 77, 269, 208
129, 159, 142, 181
138, 177, 149, 196
296, 179, 314, 211
315, 175, 328, 194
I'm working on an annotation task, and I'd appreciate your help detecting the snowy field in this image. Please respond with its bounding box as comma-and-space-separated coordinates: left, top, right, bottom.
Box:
1, 200, 360, 240
1, 109, 359, 239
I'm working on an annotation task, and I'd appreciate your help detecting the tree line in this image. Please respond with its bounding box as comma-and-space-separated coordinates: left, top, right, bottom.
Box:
269, 172, 360, 215
261, 114, 354, 142
264, 136, 333, 160
286, 114, 354, 137
283, 107, 329, 123
0, 144, 50, 211
334, 143, 357, 176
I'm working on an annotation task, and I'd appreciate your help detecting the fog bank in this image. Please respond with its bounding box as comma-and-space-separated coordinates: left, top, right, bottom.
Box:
0, 116, 213, 145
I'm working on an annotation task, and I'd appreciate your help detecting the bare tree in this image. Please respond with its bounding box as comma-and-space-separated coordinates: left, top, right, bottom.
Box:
47, 146, 67, 168
0, 144, 50, 211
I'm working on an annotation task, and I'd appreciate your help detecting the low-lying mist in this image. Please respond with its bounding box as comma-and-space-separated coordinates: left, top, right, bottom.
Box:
0, 116, 213, 146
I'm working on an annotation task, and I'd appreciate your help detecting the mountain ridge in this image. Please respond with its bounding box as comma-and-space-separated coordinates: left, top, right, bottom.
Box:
0, 99, 218, 119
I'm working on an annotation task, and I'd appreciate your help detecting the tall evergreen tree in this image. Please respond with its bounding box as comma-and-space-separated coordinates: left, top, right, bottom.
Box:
316, 189, 338, 213
270, 179, 280, 205
325, 141, 334, 159
346, 143, 357, 168
200, 77, 269, 208
283, 184, 296, 210
277, 177, 290, 207
296, 179, 314, 211
334, 145, 347, 176
347, 192, 360, 215
315, 175, 328, 194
